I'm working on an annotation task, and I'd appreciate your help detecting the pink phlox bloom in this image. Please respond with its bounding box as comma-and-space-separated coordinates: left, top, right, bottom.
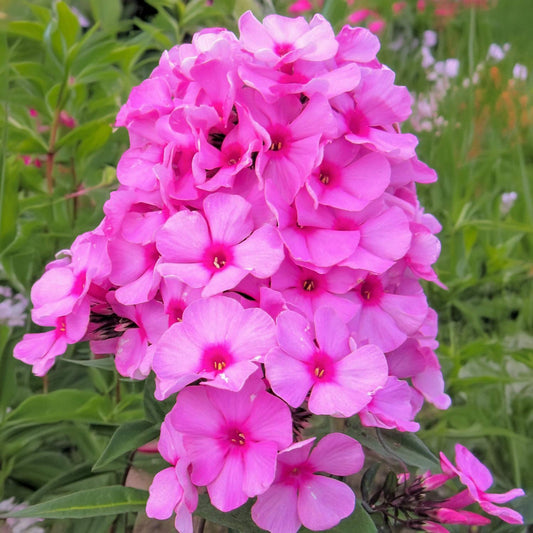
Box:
239, 53, 361, 102
349, 273, 428, 352
160, 277, 201, 325
403, 221, 444, 287
30, 232, 110, 325
110, 296, 168, 379
387, 339, 451, 409
170, 374, 293, 512
250, 92, 336, 203
265, 308, 388, 416
13, 308, 90, 376
153, 295, 276, 399
332, 70, 418, 159
194, 105, 264, 191
271, 191, 360, 269
147, 420, 197, 533
156, 193, 284, 297
439, 444, 525, 524
252, 433, 364, 533
431, 508, 490, 526
270, 260, 360, 322
239, 11, 338, 67
288, 0, 313, 13
335, 25, 381, 64
108, 236, 161, 306
116, 144, 164, 192
359, 376, 422, 432
338, 204, 412, 274
115, 76, 175, 146
389, 156, 438, 187
305, 139, 391, 211
103, 188, 169, 244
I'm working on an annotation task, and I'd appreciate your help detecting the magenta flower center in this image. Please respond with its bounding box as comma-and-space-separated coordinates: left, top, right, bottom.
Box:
204, 244, 232, 272
228, 428, 247, 446
274, 42, 293, 57
309, 352, 335, 382
302, 279, 316, 291
201, 343, 232, 373
359, 276, 384, 305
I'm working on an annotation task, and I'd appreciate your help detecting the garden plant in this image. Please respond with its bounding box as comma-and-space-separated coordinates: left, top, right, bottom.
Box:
0, 0, 531, 532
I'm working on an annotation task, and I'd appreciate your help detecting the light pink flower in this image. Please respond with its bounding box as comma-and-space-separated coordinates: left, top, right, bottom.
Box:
171, 374, 293, 512
153, 296, 276, 399
252, 433, 364, 533
156, 193, 284, 297
265, 308, 388, 416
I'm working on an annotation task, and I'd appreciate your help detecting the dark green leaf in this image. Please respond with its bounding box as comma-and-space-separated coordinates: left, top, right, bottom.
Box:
345, 421, 439, 471
92, 420, 159, 472
320, 0, 348, 30
6, 389, 111, 425
0, 486, 148, 519
143, 374, 175, 424
195, 494, 263, 532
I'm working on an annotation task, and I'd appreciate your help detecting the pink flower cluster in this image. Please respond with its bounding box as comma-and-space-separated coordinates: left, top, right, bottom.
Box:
14, 11, 453, 531
392, 444, 525, 531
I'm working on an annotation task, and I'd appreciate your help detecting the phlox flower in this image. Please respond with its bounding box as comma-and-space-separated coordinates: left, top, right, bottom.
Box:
439, 444, 525, 524
349, 272, 428, 352
270, 260, 360, 322
153, 295, 276, 399
250, 92, 336, 203
239, 11, 338, 67
305, 139, 391, 211
156, 192, 284, 297
265, 307, 388, 416
252, 433, 364, 533
170, 374, 293, 512
146, 421, 197, 533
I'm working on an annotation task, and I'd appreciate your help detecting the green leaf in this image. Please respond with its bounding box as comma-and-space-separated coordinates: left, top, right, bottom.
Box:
0, 325, 16, 414
6, 389, 111, 425
0, 486, 148, 519
56, 1, 80, 50
321, 0, 348, 29
143, 374, 175, 424
345, 422, 439, 471
61, 356, 116, 371
195, 494, 263, 532
92, 420, 159, 472
7, 21, 45, 41
28, 462, 95, 504
90, 0, 123, 30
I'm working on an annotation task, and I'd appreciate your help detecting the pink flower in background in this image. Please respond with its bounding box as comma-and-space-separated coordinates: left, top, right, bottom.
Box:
252, 433, 364, 533
440, 444, 525, 524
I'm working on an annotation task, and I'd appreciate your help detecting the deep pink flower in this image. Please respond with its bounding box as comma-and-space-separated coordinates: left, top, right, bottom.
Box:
439, 444, 525, 524
252, 433, 364, 533
153, 296, 276, 399
171, 374, 293, 512
265, 308, 388, 416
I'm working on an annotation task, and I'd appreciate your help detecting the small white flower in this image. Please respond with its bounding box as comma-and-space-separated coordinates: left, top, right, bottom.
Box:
423, 30, 437, 48
512, 63, 528, 81
487, 43, 505, 62
500, 192, 518, 216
